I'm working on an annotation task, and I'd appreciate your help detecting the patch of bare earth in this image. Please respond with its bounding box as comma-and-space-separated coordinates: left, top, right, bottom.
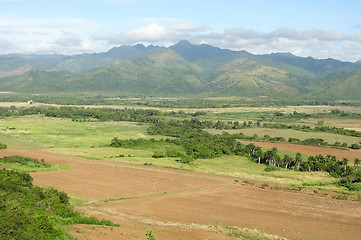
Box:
243, 141, 361, 161
1, 148, 361, 239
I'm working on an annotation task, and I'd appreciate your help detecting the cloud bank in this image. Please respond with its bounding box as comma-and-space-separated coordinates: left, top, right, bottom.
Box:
0, 15, 360, 62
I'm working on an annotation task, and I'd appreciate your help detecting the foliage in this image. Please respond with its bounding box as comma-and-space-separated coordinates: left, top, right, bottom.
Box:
264, 166, 280, 172
145, 230, 156, 240
0, 168, 118, 239
0, 155, 51, 168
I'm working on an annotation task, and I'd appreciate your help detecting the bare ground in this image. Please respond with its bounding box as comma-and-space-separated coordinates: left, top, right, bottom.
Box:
242, 141, 361, 161
1, 148, 361, 240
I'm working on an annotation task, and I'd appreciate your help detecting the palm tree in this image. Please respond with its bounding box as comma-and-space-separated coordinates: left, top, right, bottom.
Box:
342, 158, 349, 175
354, 158, 360, 171
283, 155, 293, 169
253, 147, 263, 164
245, 143, 255, 157
295, 153, 302, 171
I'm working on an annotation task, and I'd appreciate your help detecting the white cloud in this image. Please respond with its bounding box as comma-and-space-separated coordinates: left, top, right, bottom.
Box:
125, 23, 167, 41
98, 23, 169, 45
94, 23, 361, 61
0, 14, 103, 54
170, 23, 209, 32
0, 12, 360, 62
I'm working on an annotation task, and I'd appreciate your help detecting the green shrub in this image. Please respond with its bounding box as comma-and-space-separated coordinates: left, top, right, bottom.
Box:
264, 165, 280, 172
152, 151, 165, 158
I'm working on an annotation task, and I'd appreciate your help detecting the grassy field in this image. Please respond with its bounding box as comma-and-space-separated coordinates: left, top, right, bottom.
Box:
0, 113, 359, 194
208, 127, 361, 145
0, 115, 150, 148
303, 118, 361, 131
0, 162, 71, 172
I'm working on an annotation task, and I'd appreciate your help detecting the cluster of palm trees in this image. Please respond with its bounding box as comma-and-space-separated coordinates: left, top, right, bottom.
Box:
244, 143, 361, 183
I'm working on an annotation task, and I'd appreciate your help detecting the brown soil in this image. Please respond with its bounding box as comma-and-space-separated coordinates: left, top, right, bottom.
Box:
1, 148, 361, 240
242, 141, 361, 161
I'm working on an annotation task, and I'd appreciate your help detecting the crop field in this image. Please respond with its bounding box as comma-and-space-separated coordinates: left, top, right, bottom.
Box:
304, 118, 361, 131
209, 127, 361, 145
1, 103, 361, 240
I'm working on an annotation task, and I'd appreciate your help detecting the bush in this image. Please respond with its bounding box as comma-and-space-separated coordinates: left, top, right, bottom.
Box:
350, 143, 361, 150
152, 151, 165, 158
165, 149, 183, 157
178, 156, 195, 164
264, 165, 280, 172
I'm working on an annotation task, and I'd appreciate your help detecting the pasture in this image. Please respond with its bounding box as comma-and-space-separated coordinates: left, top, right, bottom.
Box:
209, 127, 361, 145
0, 103, 361, 239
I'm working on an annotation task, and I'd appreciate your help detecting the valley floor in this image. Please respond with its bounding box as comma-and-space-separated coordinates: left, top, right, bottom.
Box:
1, 147, 360, 240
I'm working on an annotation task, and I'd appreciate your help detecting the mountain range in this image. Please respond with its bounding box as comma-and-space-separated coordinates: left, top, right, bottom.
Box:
0, 40, 360, 99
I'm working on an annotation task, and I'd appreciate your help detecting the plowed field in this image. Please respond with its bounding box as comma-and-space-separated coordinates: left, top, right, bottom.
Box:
242, 142, 361, 161
1, 148, 361, 240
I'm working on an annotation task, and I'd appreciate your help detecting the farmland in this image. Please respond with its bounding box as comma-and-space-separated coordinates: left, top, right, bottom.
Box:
0, 100, 361, 239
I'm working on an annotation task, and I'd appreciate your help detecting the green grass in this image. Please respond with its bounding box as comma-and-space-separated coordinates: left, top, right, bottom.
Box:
0, 115, 150, 148
208, 127, 361, 145
0, 115, 357, 194
0, 162, 72, 172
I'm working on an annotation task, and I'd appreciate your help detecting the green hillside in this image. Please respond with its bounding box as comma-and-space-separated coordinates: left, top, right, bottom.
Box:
0, 70, 72, 92
207, 57, 299, 96
0, 41, 360, 99
321, 71, 361, 100
63, 49, 204, 95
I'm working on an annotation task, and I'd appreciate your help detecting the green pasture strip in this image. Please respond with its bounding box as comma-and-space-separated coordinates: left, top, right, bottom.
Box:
0, 115, 150, 148
208, 128, 361, 145
0, 163, 71, 172
0, 155, 72, 172
0, 133, 43, 149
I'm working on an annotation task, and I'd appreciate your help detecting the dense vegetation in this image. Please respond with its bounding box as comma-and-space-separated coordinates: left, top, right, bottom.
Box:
0, 168, 118, 239
110, 119, 361, 189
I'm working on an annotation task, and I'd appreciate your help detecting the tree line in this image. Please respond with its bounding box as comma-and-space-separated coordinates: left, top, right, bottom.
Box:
111, 119, 361, 189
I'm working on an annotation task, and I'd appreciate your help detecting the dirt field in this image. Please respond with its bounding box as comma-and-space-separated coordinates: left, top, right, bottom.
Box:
1, 147, 361, 240
242, 141, 361, 161
305, 118, 361, 131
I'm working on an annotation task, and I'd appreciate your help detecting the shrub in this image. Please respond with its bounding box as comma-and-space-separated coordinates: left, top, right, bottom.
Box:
178, 156, 195, 164
152, 151, 165, 158
264, 165, 280, 172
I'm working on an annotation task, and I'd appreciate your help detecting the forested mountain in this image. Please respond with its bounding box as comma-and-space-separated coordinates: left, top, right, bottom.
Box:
0, 40, 360, 99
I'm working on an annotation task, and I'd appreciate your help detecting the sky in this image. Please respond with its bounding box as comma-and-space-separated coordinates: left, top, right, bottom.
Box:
1, 0, 361, 62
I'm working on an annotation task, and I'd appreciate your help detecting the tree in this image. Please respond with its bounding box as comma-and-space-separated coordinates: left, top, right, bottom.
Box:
283, 155, 294, 169
354, 158, 360, 171
295, 153, 302, 171
245, 143, 256, 157
253, 147, 263, 164
342, 158, 349, 175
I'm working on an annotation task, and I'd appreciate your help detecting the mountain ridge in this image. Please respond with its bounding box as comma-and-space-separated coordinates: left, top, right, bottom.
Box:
0, 40, 360, 99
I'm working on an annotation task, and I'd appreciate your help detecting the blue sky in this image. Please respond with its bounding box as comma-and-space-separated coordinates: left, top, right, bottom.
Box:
1, 0, 361, 61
